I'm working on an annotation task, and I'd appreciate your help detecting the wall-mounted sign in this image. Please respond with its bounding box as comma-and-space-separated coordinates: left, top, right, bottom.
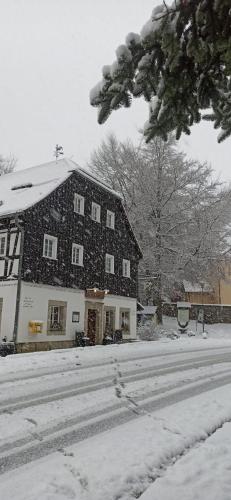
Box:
28, 321, 43, 334
85, 289, 105, 300
23, 297, 34, 308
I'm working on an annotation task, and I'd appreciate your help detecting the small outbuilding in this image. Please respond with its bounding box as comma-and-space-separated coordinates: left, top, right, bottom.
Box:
137, 305, 157, 326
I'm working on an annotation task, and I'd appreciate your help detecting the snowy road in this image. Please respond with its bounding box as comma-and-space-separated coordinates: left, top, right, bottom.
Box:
1, 336, 231, 499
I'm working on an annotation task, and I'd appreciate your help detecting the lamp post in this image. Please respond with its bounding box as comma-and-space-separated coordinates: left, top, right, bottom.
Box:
200, 282, 205, 333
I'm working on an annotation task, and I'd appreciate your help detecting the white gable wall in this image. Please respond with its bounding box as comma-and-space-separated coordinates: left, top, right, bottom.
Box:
0, 281, 17, 340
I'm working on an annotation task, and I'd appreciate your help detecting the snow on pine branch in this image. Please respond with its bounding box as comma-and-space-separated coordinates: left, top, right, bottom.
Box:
90, 0, 231, 142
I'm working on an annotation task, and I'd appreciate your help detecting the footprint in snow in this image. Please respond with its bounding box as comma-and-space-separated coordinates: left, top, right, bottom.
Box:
58, 448, 74, 457
65, 464, 89, 491
25, 417, 37, 426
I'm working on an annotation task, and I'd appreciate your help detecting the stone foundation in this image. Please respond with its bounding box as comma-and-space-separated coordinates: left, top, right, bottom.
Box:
16, 340, 75, 353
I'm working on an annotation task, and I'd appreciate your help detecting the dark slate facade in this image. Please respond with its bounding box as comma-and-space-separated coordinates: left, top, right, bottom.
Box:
19, 171, 141, 298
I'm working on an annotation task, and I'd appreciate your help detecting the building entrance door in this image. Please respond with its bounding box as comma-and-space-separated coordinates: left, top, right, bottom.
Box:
87, 309, 97, 345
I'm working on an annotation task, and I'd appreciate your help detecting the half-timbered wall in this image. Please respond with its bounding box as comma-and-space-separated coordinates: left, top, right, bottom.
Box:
0, 220, 21, 279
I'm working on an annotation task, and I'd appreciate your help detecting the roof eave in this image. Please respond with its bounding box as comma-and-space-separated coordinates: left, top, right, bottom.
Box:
0, 210, 24, 221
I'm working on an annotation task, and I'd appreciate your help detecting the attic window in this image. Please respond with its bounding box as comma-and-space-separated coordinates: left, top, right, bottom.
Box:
11, 183, 33, 191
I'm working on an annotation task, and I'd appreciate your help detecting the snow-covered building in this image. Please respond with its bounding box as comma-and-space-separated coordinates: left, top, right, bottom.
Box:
0, 159, 142, 352
183, 280, 216, 304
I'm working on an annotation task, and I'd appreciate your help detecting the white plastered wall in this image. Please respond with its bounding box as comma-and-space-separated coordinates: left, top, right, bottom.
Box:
17, 282, 85, 343
0, 281, 137, 344
104, 294, 137, 339
0, 281, 17, 340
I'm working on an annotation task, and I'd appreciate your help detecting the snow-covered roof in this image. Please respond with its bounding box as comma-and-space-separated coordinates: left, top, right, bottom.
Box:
183, 280, 213, 293
137, 306, 157, 315
0, 158, 121, 218
177, 301, 191, 309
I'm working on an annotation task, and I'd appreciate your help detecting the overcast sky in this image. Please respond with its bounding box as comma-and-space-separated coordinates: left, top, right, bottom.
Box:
0, 0, 230, 180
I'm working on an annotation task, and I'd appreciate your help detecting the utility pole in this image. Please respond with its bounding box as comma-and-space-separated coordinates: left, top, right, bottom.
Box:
13, 217, 25, 346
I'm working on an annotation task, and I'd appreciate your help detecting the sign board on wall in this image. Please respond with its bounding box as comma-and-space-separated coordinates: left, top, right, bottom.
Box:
85, 289, 105, 300
23, 297, 34, 308
28, 321, 43, 334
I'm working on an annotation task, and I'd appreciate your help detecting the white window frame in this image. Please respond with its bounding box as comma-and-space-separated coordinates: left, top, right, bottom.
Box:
120, 308, 130, 334
43, 234, 57, 260
74, 193, 85, 215
104, 307, 116, 334
0, 233, 7, 256
123, 259, 130, 278
105, 253, 114, 274
106, 210, 115, 229
72, 243, 84, 266
47, 300, 67, 335
91, 202, 101, 223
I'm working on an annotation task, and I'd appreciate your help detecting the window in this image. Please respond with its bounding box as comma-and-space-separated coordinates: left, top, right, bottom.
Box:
47, 300, 67, 335
120, 309, 130, 334
74, 194, 84, 215
105, 254, 114, 274
123, 259, 130, 278
106, 210, 115, 229
104, 307, 115, 334
0, 234, 6, 256
43, 234, 57, 260
72, 243, 84, 266
91, 202, 101, 222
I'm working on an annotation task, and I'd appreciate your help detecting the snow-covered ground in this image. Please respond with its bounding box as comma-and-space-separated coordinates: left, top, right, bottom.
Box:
141, 421, 231, 500
0, 318, 231, 500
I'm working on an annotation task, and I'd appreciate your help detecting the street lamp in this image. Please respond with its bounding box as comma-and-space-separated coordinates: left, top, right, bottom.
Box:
200, 282, 205, 333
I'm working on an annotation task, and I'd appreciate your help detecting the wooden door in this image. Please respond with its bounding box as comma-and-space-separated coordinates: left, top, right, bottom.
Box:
87, 309, 97, 345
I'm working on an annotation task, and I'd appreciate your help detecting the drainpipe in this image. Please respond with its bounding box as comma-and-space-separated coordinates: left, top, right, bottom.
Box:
12, 216, 25, 346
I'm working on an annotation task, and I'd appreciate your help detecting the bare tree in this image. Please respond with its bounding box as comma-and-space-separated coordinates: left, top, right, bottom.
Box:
0, 154, 16, 176
90, 135, 231, 322
89, 134, 140, 213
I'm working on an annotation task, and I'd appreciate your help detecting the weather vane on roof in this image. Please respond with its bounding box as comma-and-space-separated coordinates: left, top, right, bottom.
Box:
54, 144, 64, 162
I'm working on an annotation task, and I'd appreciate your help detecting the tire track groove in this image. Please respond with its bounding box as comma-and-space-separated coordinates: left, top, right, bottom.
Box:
0, 371, 231, 475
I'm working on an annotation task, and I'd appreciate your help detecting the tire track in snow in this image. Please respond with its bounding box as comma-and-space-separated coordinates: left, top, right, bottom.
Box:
1, 352, 231, 414
0, 370, 231, 475
1, 344, 230, 385
1, 364, 231, 456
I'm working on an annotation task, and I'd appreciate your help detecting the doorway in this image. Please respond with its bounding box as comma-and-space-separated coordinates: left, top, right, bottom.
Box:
87, 309, 97, 345
85, 301, 103, 344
